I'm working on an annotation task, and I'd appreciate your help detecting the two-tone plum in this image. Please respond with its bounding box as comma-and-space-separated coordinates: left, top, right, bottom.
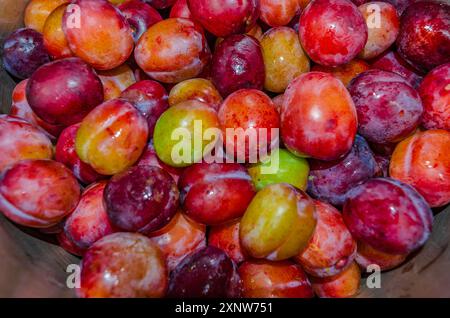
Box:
310, 262, 361, 298
240, 183, 316, 261
98, 64, 136, 101
168, 78, 222, 111
312, 59, 370, 87
281, 72, 358, 161
24, 0, 69, 33
355, 241, 407, 271
209, 219, 247, 264
43, 3, 73, 59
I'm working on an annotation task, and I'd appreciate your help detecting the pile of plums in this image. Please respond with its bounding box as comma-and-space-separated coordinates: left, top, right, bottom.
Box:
1, 0, 449, 298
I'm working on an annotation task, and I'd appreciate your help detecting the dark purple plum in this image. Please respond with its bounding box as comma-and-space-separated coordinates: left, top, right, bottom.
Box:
2, 28, 50, 79
167, 246, 242, 298
104, 165, 179, 235
26, 57, 104, 126
308, 135, 378, 206
348, 70, 423, 144
211, 34, 265, 97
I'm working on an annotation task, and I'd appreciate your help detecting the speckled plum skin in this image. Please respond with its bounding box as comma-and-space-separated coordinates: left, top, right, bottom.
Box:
419, 63, 450, 130
167, 246, 242, 298
310, 261, 361, 298
218, 89, 280, 162
64, 182, 116, 251
299, 0, 368, 67
0, 160, 80, 228
260, 0, 300, 27
79, 233, 167, 298
281, 72, 358, 161
55, 124, 105, 185
75, 99, 149, 175
308, 135, 378, 206
187, 0, 260, 37
134, 18, 210, 84
390, 129, 450, 207
0, 115, 53, 172
348, 70, 423, 144
148, 212, 206, 271
118, 0, 162, 42
239, 260, 314, 298
104, 165, 179, 235
343, 178, 433, 255
209, 219, 247, 264
211, 35, 265, 97
240, 183, 317, 261
355, 241, 407, 271
63, 0, 134, 70
179, 163, 255, 225
10, 80, 64, 139
397, 1, 450, 73
296, 201, 357, 278
26, 58, 104, 127
120, 80, 169, 137
312, 59, 370, 87
371, 50, 423, 88
2, 28, 50, 79
358, 2, 399, 60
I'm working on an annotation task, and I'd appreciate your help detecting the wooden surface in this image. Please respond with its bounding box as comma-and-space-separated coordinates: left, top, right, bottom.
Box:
0, 0, 449, 298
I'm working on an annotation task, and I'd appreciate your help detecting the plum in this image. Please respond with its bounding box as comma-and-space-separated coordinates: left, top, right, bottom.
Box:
343, 178, 433, 255
2, 28, 50, 79
356, 241, 407, 271
168, 78, 222, 111
26, 57, 104, 127
118, 0, 162, 42
260, 0, 300, 27
178, 162, 255, 225
104, 165, 179, 234
43, 3, 73, 59
312, 59, 370, 87
170, 0, 193, 19
209, 219, 247, 264
24, 0, 69, 33
167, 246, 242, 298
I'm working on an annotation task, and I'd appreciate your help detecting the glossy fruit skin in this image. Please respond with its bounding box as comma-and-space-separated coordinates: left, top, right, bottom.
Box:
179, 163, 255, 225
97, 64, 136, 101
390, 129, 450, 207
281, 72, 358, 161
355, 241, 407, 271
64, 182, 116, 251
248, 148, 310, 191
0, 160, 80, 228
209, 219, 247, 264
299, 0, 368, 67
2, 28, 50, 80
104, 165, 179, 235
9, 80, 64, 139
219, 89, 280, 163
419, 63, 450, 130
371, 50, 423, 88
187, 0, 260, 37
153, 100, 220, 167
26, 58, 104, 127
58, 229, 86, 256
343, 178, 433, 255
312, 59, 370, 87
260, 27, 310, 93
167, 246, 242, 298
75, 99, 149, 175
120, 80, 169, 137
260, 0, 300, 27
358, 2, 399, 60
170, 0, 192, 19
348, 70, 423, 144
43, 3, 73, 59
310, 261, 361, 298
79, 233, 167, 298
296, 201, 357, 278
135, 18, 210, 84
397, 1, 450, 73
55, 123, 104, 185
63, 0, 134, 70
169, 78, 223, 111
118, 0, 162, 42
24, 0, 69, 33
308, 135, 377, 206
239, 260, 314, 298
240, 183, 316, 261
0, 115, 53, 172
211, 35, 265, 97
144, 0, 177, 9
148, 212, 206, 271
